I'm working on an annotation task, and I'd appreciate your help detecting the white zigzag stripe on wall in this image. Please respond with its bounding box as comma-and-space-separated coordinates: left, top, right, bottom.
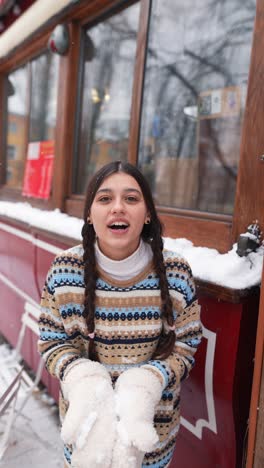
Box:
180, 325, 217, 439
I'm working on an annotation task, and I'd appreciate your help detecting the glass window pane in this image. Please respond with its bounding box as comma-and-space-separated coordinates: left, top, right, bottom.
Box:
139, 0, 256, 215
6, 65, 28, 189
29, 53, 60, 142
73, 2, 140, 194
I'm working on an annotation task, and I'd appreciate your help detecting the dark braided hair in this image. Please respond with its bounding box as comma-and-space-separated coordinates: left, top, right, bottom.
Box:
81, 161, 175, 360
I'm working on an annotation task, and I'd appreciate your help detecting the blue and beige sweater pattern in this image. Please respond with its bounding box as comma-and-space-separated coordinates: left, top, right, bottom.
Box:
38, 244, 202, 468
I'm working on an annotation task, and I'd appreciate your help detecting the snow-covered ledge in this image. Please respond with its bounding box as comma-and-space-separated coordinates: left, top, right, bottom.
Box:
0, 201, 83, 241
0, 201, 263, 291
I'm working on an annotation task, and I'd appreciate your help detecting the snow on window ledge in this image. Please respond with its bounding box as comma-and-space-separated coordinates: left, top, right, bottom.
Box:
163, 237, 263, 291
0, 201, 83, 241
0, 201, 263, 290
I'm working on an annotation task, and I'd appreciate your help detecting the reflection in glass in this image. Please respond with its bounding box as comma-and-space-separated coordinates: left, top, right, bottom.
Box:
73, 2, 140, 194
139, 0, 256, 214
29, 53, 59, 142
6, 65, 28, 189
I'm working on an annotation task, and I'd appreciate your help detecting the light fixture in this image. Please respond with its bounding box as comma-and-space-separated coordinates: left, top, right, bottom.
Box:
104, 88, 110, 102
91, 88, 100, 103
183, 105, 198, 120
47, 24, 70, 55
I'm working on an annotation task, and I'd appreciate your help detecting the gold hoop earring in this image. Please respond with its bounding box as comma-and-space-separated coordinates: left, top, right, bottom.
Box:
87, 217, 93, 225
145, 219, 151, 225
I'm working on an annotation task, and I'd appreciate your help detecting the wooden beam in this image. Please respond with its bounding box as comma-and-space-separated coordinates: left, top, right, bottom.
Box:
246, 263, 264, 468
52, 22, 81, 211
232, 0, 264, 243
160, 212, 232, 253
0, 74, 7, 185
128, 0, 150, 165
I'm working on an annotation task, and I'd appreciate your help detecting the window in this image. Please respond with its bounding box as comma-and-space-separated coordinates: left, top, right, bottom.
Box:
29, 54, 59, 142
6, 65, 28, 189
1, 0, 259, 250
138, 0, 256, 215
8, 121, 17, 133
73, 2, 141, 194
6, 169, 12, 182
5, 52, 59, 191
7, 145, 16, 159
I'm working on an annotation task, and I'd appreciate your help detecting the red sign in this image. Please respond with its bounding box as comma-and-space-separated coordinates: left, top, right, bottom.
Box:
22, 141, 54, 199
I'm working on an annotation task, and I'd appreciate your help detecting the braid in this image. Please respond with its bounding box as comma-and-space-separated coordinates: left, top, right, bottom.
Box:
81, 222, 97, 340
148, 224, 175, 360
150, 230, 174, 325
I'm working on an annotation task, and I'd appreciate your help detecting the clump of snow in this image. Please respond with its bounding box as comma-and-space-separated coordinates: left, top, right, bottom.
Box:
39, 391, 56, 406
0, 201, 83, 240
0, 342, 12, 359
76, 412, 97, 449
240, 232, 258, 240
0, 201, 263, 290
163, 237, 264, 290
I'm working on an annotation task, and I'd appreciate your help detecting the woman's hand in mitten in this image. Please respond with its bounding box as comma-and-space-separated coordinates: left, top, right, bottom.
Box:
111, 435, 145, 468
114, 367, 163, 453
61, 360, 116, 468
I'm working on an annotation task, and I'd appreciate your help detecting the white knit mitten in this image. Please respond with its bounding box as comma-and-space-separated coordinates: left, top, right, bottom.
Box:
114, 367, 163, 453
111, 437, 144, 468
61, 360, 116, 468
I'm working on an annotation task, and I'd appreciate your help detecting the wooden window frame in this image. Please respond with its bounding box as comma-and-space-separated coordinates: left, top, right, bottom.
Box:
0, 0, 263, 254
64, 0, 233, 252
0, 30, 54, 210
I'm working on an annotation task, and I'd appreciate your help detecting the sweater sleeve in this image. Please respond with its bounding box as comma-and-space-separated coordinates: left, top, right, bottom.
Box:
142, 256, 202, 390
38, 261, 83, 381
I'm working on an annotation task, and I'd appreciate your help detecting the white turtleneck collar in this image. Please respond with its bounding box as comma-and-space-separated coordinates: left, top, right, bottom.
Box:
95, 239, 153, 281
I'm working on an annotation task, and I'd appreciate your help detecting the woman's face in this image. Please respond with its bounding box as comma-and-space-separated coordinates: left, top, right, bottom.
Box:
89, 172, 149, 260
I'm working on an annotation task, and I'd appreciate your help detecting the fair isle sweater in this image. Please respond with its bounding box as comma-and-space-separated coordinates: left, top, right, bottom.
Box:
38, 244, 202, 468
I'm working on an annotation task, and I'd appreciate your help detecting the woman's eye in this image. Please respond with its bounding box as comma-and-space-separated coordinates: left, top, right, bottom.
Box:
126, 196, 138, 202
98, 196, 111, 202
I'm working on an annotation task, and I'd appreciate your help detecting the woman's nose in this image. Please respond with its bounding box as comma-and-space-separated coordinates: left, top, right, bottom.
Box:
111, 198, 125, 213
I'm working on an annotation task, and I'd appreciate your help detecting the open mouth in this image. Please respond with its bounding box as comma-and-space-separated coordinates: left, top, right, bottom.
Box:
108, 222, 129, 231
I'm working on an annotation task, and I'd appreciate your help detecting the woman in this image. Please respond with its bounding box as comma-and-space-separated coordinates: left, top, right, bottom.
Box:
38, 161, 202, 468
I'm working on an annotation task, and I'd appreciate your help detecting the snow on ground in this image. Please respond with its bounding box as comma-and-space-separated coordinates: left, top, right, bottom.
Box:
0, 341, 62, 468
0, 201, 263, 290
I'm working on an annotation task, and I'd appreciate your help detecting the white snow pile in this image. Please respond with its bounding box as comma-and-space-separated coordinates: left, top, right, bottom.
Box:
0, 201, 263, 290
164, 237, 263, 290
0, 342, 13, 360
0, 343, 25, 394
0, 201, 83, 240
76, 412, 98, 449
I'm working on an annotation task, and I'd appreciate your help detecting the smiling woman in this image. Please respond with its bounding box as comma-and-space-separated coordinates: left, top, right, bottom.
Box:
89, 172, 149, 260
38, 161, 202, 468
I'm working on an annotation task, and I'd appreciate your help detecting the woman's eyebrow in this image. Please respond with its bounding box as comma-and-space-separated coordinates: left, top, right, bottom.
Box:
96, 188, 142, 194
124, 188, 142, 194
96, 188, 112, 194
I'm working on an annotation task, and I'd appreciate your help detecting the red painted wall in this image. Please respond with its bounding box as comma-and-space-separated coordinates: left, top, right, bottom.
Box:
0, 218, 259, 468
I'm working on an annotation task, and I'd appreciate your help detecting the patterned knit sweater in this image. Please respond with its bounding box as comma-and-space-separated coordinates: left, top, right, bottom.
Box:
38, 244, 202, 468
